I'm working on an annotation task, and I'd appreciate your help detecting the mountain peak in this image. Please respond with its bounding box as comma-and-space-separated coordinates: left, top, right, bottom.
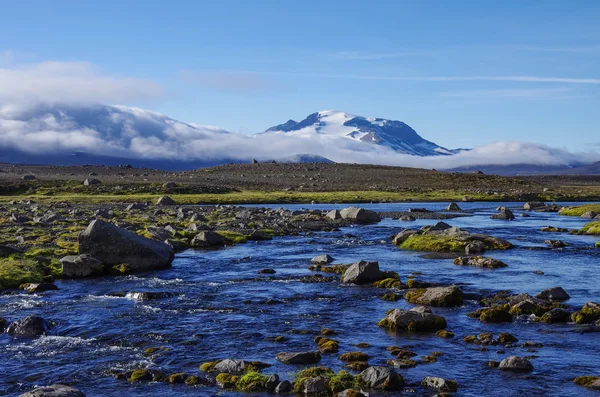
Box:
264, 110, 451, 156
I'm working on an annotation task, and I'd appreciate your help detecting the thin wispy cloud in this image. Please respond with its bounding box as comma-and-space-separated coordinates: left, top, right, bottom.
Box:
515, 45, 600, 54
439, 87, 580, 99
331, 50, 434, 60
314, 74, 600, 84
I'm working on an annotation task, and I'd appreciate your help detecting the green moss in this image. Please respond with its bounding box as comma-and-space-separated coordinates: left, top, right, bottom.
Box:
573, 376, 599, 386
560, 204, 600, 217
0, 257, 60, 291
398, 234, 467, 252
235, 371, 268, 391
479, 307, 513, 323
216, 230, 248, 244
382, 292, 401, 301
129, 369, 153, 382
167, 373, 187, 384
216, 373, 239, 388
339, 352, 369, 362
199, 360, 220, 372
595, 242, 600, 248
328, 371, 361, 393
24, 248, 56, 258
405, 279, 429, 288
274, 335, 286, 342
185, 376, 201, 385
404, 288, 426, 303
315, 336, 339, 354
292, 367, 334, 393
373, 278, 402, 288
577, 221, 600, 236
109, 264, 132, 275
436, 330, 455, 339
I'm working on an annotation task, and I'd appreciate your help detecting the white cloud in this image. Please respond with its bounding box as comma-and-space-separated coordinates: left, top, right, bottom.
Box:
0, 60, 163, 114
1, 102, 598, 169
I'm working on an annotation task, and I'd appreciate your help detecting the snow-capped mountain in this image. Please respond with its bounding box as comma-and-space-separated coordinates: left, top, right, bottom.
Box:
264, 110, 453, 157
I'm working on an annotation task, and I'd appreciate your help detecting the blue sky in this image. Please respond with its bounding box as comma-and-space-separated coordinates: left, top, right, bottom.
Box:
1, 0, 599, 150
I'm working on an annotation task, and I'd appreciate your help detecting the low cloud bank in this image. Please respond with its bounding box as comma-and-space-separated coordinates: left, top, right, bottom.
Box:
1, 102, 598, 169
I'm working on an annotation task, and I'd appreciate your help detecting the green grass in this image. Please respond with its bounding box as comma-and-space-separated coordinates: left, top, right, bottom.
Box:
0, 257, 61, 290
577, 221, 600, 235
559, 204, 600, 216
216, 230, 248, 244
0, 190, 494, 205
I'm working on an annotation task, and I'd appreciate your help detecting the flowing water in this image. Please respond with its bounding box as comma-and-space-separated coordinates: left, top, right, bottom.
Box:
1, 202, 599, 396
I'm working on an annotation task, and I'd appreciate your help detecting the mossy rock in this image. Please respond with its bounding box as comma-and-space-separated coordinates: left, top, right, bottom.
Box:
577, 221, 600, 235
236, 371, 269, 391
571, 302, 600, 324
129, 369, 154, 382
405, 279, 430, 289
344, 361, 370, 371
398, 234, 467, 252
166, 373, 187, 384
315, 336, 340, 354
498, 332, 518, 343
199, 360, 220, 372
595, 242, 600, 248
479, 307, 513, 323
321, 328, 337, 335
373, 278, 402, 288
574, 376, 600, 386
216, 373, 239, 388
436, 330, 455, 339
339, 352, 369, 362
185, 376, 201, 386
382, 292, 401, 301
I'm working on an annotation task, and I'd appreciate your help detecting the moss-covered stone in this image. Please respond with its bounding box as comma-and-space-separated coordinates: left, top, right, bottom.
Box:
479, 307, 513, 323
574, 376, 600, 386
373, 278, 402, 288
344, 361, 370, 371
498, 332, 518, 343
199, 360, 220, 372
166, 373, 187, 384
235, 371, 269, 391
216, 373, 239, 388
315, 336, 340, 354
576, 221, 600, 235
571, 302, 600, 324
436, 329, 455, 338
382, 292, 400, 301
339, 352, 369, 362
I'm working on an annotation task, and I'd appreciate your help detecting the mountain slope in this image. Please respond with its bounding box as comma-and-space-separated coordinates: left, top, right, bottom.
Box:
264, 110, 452, 156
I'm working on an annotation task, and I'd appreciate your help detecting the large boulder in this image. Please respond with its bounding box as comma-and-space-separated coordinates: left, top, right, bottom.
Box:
464, 240, 486, 254
191, 231, 230, 248
341, 261, 393, 285
524, 201, 546, 210
275, 351, 321, 365
60, 254, 104, 278
491, 208, 515, 220
78, 219, 174, 271
311, 254, 334, 264
377, 308, 447, 332
303, 377, 328, 394
214, 359, 247, 375
7, 316, 49, 337
446, 202, 462, 211
536, 286, 570, 301
325, 210, 342, 220
392, 229, 417, 246
498, 356, 533, 372
581, 211, 598, 219
339, 207, 380, 224
421, 376, 458, 392
404, 286, 464, 307
19, 384, 86, 397
156, 196, 176, 206
359, 366, 403, 390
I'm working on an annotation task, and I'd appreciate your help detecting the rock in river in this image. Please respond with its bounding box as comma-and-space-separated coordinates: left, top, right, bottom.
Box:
404, 285, 464, 307
311, 254, 334, 264
491, 208, 515, 220
498, 356, 534, 372
191, 231, 230, 248
360, 366, 404, 390
341, 261, 396, 285
453, 256, 507, 269
78, 219, 174, 271
7, 316, 49, 337
339, 207, 381, 224
377, 308, 447, 332
536, 286, 570, 301
60, 254, 104, 278
275, 351, 321, 365
19, 384, 86, 397
421, 376, 459, 392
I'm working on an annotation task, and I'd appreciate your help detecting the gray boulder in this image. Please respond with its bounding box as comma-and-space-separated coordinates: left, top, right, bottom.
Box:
405, 285, 464, 307
341, 261, 392, 285
275, 351, 321, 365
60, 254, 104, 278
498, 356, 533, 372
156, 195, 176, 206
191, 231, 230, 248
303, 376, 328, 394
421, 376, 458, 392
7, 316, 49, 337
465, 240, 486, 254
214, 359, 247, 375
339, 207, 381, 224
536, 286, 570, 301
311, 254, 334, 264
83, 178, 101, 186
325, 210, 342, 220
275, 380, 291, 393
378, 308, 447, 332
453, 256, 507, 268
581, 211, 597, 219
524, 201, 546, 210
19, 384, 85, 397
392, 229, 417, 245
265, 374, 280, 393
399, 215, 415, 222
78, 219, 174, 271
491, 208, 515, 220
360, 366, 403, 390
446, 202, 462, 211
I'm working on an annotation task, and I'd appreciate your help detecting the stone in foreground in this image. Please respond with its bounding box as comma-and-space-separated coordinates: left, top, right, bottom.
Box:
378, 308, 447, 332
275, 351, 321, 365
7, 316, 49, 337
19, 384, 86, 397
360, 366, 403, 390
404, 285, 464, 307
421, 376, 458, 392
339, 207, 381, 224
78, 219, 174, 271
341, 261, 395, 285
60, 254, 104, 278
498, 356, 533, 372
